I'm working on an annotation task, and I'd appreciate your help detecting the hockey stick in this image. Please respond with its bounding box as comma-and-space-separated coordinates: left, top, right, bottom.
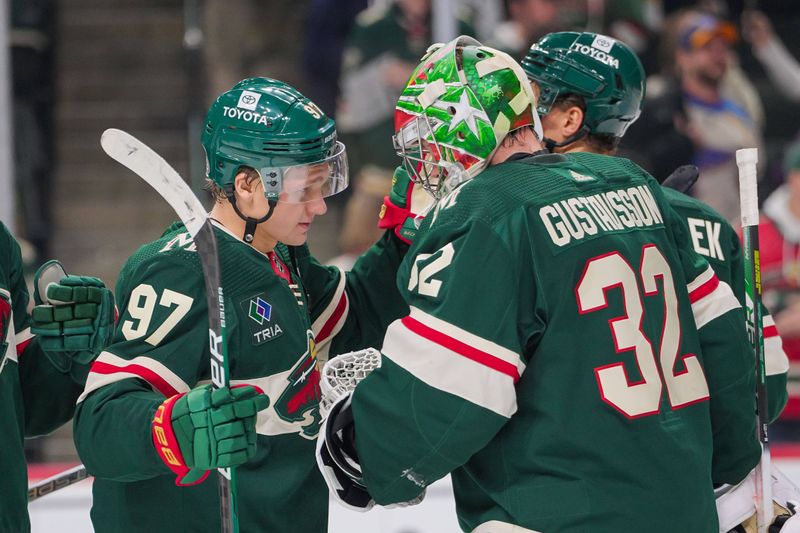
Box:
100, 128, 238, 533
28, 464, 89, 502
661, 164, 699, 194
737, 148, 772, 533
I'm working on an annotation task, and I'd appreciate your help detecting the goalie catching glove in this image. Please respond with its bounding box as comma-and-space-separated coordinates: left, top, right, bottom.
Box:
317, 349, 381, 511
316, 349, 426, 511
152, 384, 269, 486
378, 166, 435, 244
31, 260, 115, 369
317, 394, 375, 511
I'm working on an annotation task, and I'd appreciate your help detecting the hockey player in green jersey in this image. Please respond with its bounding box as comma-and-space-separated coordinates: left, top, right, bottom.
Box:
316, 36, 760, 532
1, 222, 114, 532
521, 31, 793, 531
72, 77, 423, 532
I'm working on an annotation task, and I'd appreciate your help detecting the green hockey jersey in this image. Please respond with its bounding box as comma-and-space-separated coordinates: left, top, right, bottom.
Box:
662, 186, 788, 422
351, 153, 760, 532
0, 223, 86, 533
73, 221, 408, 532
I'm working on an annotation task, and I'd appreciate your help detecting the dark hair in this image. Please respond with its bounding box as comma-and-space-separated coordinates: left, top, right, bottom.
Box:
501, 125, 535, 148
552, 93, 619, 154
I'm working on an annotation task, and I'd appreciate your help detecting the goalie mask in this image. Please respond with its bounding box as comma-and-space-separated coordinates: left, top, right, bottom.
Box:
393, 36, 541, 199
202, 77, 348, 205
521, 32, 645, 139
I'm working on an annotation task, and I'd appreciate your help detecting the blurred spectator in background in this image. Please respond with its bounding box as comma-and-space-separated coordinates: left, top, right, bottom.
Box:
623, 9, 764, 224
487, 0, 560, 59
11, 0, 55, 265
601, 0, 664, 73
455, 0, 503, 43
742, 10, 800, 104
302, 0, 369, 117
203, 0, 308, 101
334, 0, 473, 266
759, 141, 800, 433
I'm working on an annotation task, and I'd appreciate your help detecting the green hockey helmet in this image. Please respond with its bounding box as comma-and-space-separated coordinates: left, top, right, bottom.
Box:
202, 77, 348, 204
521, 32, 645, 138
394, 36, 541, 199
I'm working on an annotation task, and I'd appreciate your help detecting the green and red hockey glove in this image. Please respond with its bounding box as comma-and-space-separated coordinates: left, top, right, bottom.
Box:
31, 260, 116, 369
152, 384, 269, 486
378, 166, 435, 244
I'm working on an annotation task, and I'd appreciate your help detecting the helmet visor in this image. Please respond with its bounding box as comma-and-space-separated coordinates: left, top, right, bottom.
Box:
259, 141, 349, 203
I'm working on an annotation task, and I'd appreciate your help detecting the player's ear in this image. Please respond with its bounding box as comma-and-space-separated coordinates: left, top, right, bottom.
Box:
564, 105, 584, 137
233, 170, 259, 203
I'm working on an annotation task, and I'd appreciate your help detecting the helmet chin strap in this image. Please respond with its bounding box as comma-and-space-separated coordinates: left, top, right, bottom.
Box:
224, 185, 277, 244
543, 124, 590, 153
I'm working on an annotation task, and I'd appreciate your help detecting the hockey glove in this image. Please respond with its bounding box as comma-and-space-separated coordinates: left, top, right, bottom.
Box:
316, 394, 375, 511
152, 384, 269, 486
317, 372, 427, 511
661, 164, 699, 194
378, 166, 435, 244
31, 260, 116, 369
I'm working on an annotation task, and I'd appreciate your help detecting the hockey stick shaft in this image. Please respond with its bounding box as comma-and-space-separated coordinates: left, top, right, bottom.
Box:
737, 148, 771, 533
101, 128, 238, 533
28, 465, 89, 502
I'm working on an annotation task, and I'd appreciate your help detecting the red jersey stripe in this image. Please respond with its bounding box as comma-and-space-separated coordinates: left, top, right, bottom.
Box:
16, 338, 32, 356
90, 360, 179, 397
316, 293, 347, 343
401, 315, 520, 382
689, 274, 720, 304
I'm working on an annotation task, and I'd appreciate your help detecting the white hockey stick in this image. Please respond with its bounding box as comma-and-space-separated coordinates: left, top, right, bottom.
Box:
737, 147, 772, 533
101, 128, 239, 533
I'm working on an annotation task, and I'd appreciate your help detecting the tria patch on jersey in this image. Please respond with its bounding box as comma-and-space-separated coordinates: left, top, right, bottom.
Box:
241, 293, 284, 345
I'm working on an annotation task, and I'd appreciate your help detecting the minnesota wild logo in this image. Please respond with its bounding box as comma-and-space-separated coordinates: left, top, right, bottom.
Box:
274, 331, 321, 438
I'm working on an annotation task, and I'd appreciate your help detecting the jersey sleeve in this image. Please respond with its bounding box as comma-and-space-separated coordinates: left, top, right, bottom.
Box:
352, 219, 526, 505
18, 340, 84, 436
764, 312, 789, 422
74, 252, 208, 481
670, 193, 788, 425
296, 231, 409, 363
0, 225, 83, 436
659, 191, 760, 484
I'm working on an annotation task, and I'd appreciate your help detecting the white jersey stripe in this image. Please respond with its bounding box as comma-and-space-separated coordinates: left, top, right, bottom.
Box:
763, 314, 790, 376
15, 326, 34, 349
382, 318, 518, 418
407, 306, 526, 376
687, 265, 716, 294
79, 351, 190, 403
311, 268, 349, 365
765, 335, 790, 376
687, 271, 740, 329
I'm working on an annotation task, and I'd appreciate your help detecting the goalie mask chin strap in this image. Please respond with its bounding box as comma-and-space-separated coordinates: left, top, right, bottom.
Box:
543, 124, 590, 153
224, 185, 277, 243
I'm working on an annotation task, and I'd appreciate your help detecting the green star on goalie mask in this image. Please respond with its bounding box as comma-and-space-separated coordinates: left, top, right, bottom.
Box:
393, 36, 542, 199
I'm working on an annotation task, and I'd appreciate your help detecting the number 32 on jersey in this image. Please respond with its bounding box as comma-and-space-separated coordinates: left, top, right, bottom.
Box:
577, 244, 709, 419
